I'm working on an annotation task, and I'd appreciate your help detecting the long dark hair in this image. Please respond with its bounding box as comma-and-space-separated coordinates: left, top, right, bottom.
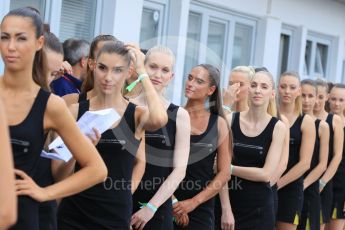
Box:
81, 35, 118, 93
197, 64, 224, 117
3, 7, 48, 90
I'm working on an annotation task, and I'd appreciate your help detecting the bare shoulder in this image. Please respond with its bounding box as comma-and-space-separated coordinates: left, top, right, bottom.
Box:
176, 107, 190, 123
320, 120, 328, 129
333, 114, 342, 126
46, 94, 69, 116
217, 115, 229, 131
273, 120, 286, 135
62, 93, 79, 106
279, 114, 290, 127
224, 112, 234, 127
301, 114, 314, 129
45, 94, 71, 129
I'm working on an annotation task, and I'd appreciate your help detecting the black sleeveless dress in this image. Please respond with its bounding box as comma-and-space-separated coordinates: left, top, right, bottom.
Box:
132, 103, 179, 230
331, 126, 345, 219
277, 115, 305, 225
298, 119, 321, 230
35, 158, 57, 230
9, 88, 51, 230
320, 113, 334, 223
58, 101, 140, 229
228, 112, 278, 230
174, 113, 218, 230
78, 92, 87, 103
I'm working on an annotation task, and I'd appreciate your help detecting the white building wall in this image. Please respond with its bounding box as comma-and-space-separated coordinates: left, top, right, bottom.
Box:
0, 0, 345, 88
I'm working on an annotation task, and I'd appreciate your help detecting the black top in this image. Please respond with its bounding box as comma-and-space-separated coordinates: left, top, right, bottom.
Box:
285, 115, 305, 173
58, 100, 140, 229
78, 92, 87, 103
333, 127, 345, 191
230, 112, 278, 207
325, 114, 334, 165
9, 88, 50, 230
305, 119, 321, 176
174, 113, 218, 207
132, 103, 179, 212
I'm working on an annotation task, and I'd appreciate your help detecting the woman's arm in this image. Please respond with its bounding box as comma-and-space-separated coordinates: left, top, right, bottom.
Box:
232, 121, 286, 182
0, 102, 17, 229
174, 117, 231, 215
146, 108, 190, 207
131, 108, 190, 228
218, 183, 235, 230
16, 95, 107, 201
277, 114, 316, 189
51, 103, 79, 182
270, 116, 290, 186
131, 136, 146, 194
126, 44, 168, 131
303, 121, 329, 189
319, 115, 344, 185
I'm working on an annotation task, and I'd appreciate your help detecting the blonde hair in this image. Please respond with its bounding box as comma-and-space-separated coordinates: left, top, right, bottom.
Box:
230, 66, 255, 80
253, 71, 277, 117
144, 45, 175, 71
279, 71, 302, 115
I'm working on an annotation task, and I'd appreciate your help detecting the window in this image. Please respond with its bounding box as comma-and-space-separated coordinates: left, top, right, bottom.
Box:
206, 20, 226, 69
10, 0, 46, 18
184, 12, 202, 77
182, 2, 257, 104
304, 40, 312, 75
303, 33, 332, 78
232, 23, 253, 68
59, 0, 97, 42
140, 0, 168, 50
314, 43, 328, 76
278, 34, 290, 74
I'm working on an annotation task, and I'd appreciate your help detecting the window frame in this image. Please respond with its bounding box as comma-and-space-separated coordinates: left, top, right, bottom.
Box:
182, 1, 257, 102
304, 31, 333, 79
140, 0, 169, 48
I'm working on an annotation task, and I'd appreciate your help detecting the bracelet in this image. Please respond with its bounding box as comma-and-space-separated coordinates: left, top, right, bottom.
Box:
146, 202, 158, 213
172, 198, 178, 205
222, 105, 231, 112
319, 179, 327, 188
230, 164, 234, 174
126, 73, 149, 92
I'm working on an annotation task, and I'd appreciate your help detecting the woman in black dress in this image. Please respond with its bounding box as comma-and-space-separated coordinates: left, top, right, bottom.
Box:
327, 84, 345, 230
57, 41, 168, 229
130, 46, 190, 230
226, 70, 286, 230
276, 72, 316, 230
298, 79, 329, 230
0, 7, 107, 230
313, 79, 344, 230
173, 64, 231, 230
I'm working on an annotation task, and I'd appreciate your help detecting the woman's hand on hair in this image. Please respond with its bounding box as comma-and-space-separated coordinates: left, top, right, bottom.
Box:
125, 43, 146, 75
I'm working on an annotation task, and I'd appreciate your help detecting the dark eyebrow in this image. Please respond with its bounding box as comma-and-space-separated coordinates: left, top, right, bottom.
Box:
97, 62, 107, 68
0, 32, 27, 36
